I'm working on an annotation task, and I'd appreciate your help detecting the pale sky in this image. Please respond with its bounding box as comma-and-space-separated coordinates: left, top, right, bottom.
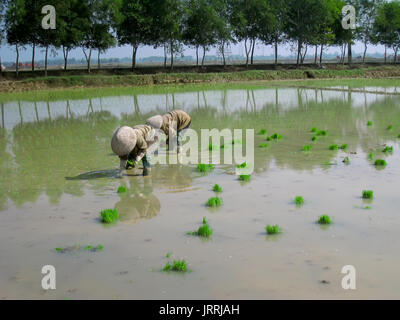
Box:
0, 40, 387, 63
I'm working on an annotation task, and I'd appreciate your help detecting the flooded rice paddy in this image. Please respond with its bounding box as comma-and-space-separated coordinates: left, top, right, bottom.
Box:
1, 79, 400, 299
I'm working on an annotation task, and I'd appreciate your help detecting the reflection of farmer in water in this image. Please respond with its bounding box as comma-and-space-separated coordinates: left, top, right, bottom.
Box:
111, 125, 158, 176
146, 109, 191, 153
114, 179, 161, 224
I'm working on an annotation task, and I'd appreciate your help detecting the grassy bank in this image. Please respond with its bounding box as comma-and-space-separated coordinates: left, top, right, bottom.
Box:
1, 65, 400, 94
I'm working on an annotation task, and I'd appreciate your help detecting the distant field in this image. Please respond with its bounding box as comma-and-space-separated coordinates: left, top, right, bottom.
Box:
1, 63, 399, 93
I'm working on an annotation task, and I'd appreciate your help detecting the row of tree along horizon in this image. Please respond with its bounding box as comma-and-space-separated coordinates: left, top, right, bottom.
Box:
1, 0, 400, 77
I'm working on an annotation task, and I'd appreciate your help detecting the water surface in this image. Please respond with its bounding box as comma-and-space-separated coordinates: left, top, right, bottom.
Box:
1, 80, 400, 299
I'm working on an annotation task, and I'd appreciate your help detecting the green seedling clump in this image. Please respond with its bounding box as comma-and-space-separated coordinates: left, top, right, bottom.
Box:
387, 125, 393, 131
368, 153, 374, 160
237, 162, 247, 169
362, 190, 374, 199
117, 186, 127, 194
202, 217, 207, 224
100, 209, 119, 224
310, 127, 318, 133
295, 196, 304, 206
398, 134, 400, 138
367, 121, 373, 126
316, 130, 328, 136
311, 136, 318, 141
239, 174, 251, 181
343, 157, 350, 164
318, 215, 332, 225
212, 184, 223, 193
382, 146, 393, 153
163, 260, 188, 272
197, 163, 215, 172
269, 133, 283, 140
258, 129, 267, 135
374, 159, 387, 166
84, 244, 104, 252
266, 225, 282, 235
206, 197, 223, 207
259, 143, 269, 148
197, 224, 213, 237
302, 145, 312, 151
329, 144, 339, 150
340, 144, 348, 150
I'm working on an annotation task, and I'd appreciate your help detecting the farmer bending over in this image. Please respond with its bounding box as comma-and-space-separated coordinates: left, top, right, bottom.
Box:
111, 125, 157, 176
146, 109, 191, 153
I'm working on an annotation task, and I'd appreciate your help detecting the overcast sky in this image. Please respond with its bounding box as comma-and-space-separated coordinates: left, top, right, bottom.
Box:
0, 40, 387, 63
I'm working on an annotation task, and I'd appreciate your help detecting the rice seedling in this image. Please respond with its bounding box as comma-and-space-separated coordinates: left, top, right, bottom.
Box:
163, 259, 188, 272
398, 133, 400, 138
166, 252, 172, 258
317, 215, 332, 225
202, 217, 207, 224
367, 121, 373, 126
316, 130, 328, 136
329, 144, 339, 150
311, 136, 318, 142
258, 129, 267, 135
343, 157, 350, 164
84, 245, 104, 252
236, 162, 247, 168
259, 143, 269, 148
197, 224, 213, 237
100, 209, 119, 224
310, 127, 318, 133
295, 196, 304, 206
206, 197, 223, 207
382, 146, 393, 153
374, 159, 387, 166
197, 163, 215, 172
387, 125, 393, 131
302, 145, 312, 151
318, 214, 332, 224
212, 184, 223, 193
340, 144, 348, 150
269, 133, 283, 140
117, 186, 127, 194
362, 190, 374, 199
266, 225, 282, 235
239, 174, 251, 181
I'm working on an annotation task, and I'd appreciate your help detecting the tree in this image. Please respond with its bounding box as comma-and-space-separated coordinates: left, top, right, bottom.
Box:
230, 0, 274, 67
36, 0, 59, 77
0, 0, 6, 73
148, 0, 184, 70
373, 0, 400, 63
57, 0, 85, 71
80, 0, 116, 73
356, 0, 382, 63
115, 0, 152, 70
285, 0, 333, 66
259, 0, 284, 65
5, 0, 27, 77
214, 0, 233, 68
183, 0, 221, 67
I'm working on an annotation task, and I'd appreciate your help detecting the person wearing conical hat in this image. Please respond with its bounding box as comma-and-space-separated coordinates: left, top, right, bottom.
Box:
111, 124, 157, 176
146, 109, 191, 153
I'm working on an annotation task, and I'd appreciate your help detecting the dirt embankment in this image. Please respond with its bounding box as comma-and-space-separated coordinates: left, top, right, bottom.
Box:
1, 64, 400, 93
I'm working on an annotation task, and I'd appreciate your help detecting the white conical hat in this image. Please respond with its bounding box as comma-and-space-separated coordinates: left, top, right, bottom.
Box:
111, 126, 137, 157
146, 115, 163, 130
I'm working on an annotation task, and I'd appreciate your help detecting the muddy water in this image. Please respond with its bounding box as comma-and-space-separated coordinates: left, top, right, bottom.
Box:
1, 82, 400, 299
